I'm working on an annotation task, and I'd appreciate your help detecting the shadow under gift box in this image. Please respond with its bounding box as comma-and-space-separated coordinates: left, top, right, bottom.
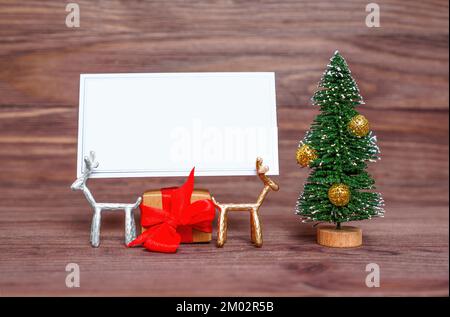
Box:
140, 189, 213, 243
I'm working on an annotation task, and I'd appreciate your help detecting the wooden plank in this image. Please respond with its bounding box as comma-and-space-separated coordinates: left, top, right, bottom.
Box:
0, 1, 448, 109
0, 107, 447, 208
0, 206, 447, 296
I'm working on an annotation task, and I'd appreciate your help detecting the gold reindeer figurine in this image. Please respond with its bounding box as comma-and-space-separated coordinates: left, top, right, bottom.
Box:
212, 157, 279, 248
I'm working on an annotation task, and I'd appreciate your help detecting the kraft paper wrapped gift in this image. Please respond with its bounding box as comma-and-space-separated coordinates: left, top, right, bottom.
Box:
141, 188, 213, 243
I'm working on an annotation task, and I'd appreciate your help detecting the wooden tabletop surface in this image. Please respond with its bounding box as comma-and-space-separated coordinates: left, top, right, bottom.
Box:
0, 1, 448, 296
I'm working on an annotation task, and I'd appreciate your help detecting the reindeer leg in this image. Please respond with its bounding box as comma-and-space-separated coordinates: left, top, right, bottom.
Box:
216, 207, 228, 248
90, 207, 102, 247
124, 207, 137, 245
129, 208, 137, 241
251, 208, 263, 247
250, 211, 256, 244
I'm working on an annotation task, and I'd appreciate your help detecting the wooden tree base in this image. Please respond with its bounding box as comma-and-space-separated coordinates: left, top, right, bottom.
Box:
317, 225, 362, 248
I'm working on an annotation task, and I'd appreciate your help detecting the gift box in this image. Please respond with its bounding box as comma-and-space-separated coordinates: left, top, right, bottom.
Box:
129, 168, 215, 253
141, 188, 213, 243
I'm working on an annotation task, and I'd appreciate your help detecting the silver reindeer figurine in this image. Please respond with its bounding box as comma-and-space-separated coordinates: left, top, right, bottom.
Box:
71, 151, 142, 247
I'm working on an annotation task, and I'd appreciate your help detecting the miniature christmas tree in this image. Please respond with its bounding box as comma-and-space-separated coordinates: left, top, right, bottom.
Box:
295, 51, 384, 243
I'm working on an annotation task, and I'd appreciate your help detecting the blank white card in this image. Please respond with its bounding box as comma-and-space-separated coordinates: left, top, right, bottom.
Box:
77, 72, 279, 178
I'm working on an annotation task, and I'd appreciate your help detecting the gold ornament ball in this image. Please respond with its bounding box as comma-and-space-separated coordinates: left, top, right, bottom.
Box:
296, 144, 318, 167
348, 114, 370, 137
328, 183, 351, 206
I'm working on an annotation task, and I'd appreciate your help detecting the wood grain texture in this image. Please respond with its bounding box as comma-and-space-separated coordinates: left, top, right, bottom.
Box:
0, 0, 448, 296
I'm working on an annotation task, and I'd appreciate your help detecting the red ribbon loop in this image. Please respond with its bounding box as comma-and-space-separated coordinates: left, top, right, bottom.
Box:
127, 168, 215, 253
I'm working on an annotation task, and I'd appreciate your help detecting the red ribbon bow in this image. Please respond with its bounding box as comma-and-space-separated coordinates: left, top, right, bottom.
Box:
128, 168, 215, 253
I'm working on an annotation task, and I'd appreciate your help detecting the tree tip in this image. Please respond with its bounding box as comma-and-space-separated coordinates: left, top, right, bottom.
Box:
330, 50, 342, 62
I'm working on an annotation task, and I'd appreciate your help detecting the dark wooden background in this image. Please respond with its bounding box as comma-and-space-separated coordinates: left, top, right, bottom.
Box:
0, 0, 448, 296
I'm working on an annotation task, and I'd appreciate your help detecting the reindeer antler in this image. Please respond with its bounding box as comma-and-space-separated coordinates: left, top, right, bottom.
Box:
256, 157, 279, 191
84, 151, 99, 174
